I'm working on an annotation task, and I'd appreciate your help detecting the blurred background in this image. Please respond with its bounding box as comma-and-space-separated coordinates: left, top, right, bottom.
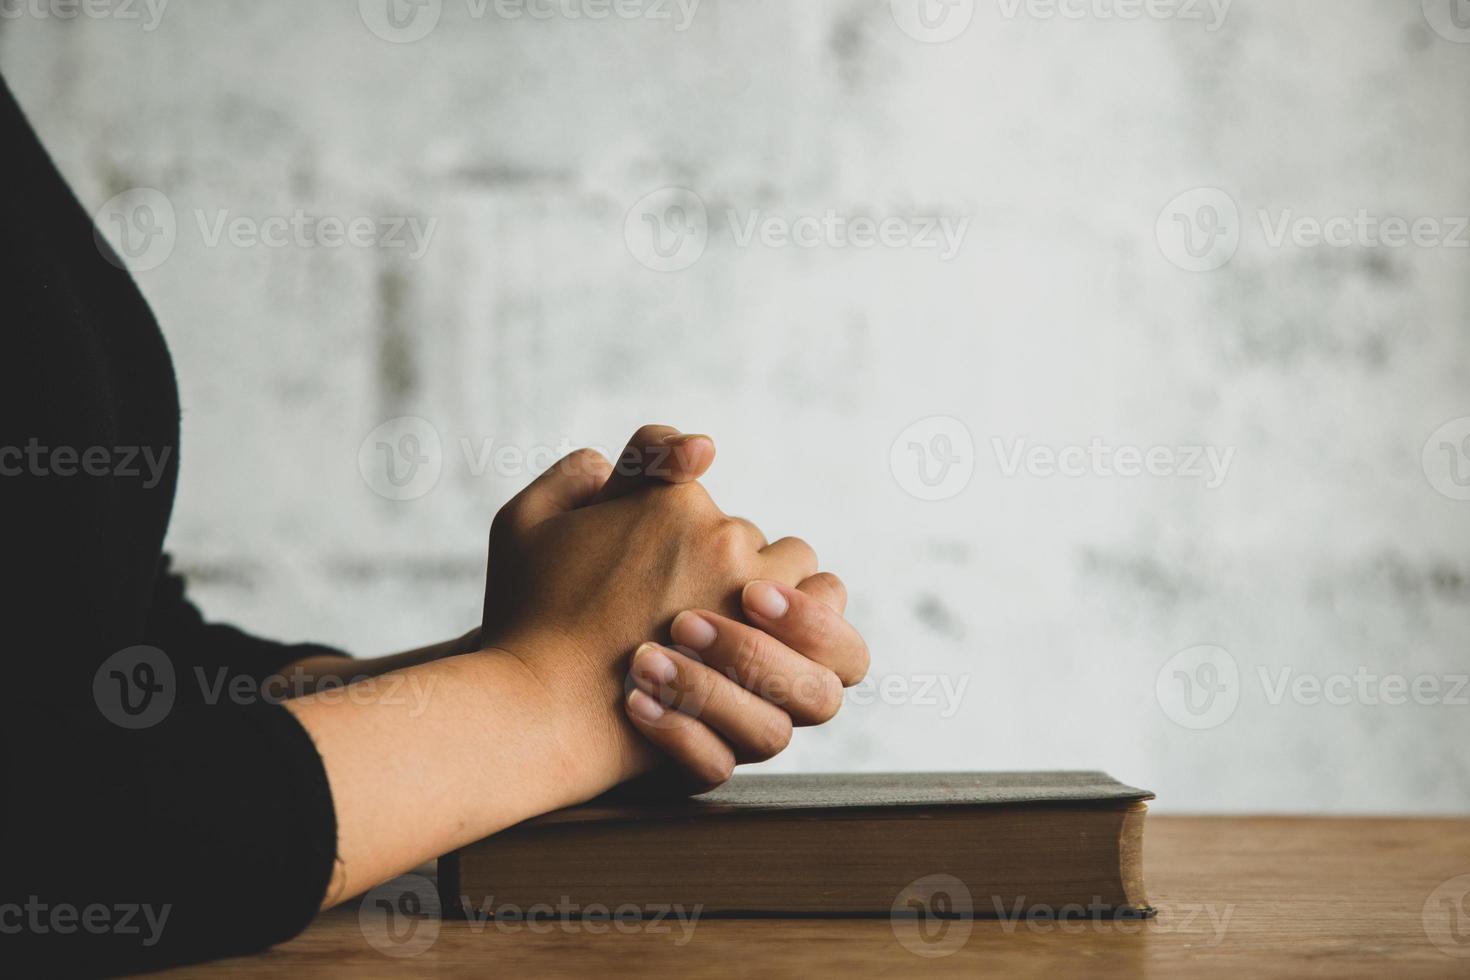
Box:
3, 0, 1466, 813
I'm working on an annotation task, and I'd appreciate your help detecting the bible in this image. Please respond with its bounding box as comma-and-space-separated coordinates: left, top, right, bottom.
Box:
439, 771, 1154, 919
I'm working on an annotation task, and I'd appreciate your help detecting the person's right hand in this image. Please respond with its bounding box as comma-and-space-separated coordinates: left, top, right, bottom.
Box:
477, 442, 819, 788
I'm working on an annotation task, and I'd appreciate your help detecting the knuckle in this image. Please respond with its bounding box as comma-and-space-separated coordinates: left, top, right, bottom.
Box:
657, 479, 714, 513
803, 670, 845, 723
812, 571, 846, 604
705, 518, 752, 567
572, 450, 611, 484
490, 504, 514, 535
799, 602, 838, 649
694, 753, 735, 790
489, 503, 524, 542
631, 422, 673, 445
750, 715, 793, 760
727, 627, 770, 680
788, 536, 818, 563
845, 637, 872, 686
563, 446, 606, 472
733, 517, 767, 547
685, 673, 725, 720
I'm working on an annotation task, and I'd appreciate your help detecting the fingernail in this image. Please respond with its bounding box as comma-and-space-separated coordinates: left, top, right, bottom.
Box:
635, 643, 679, 684
627, 688, 665, 722
671, 611, 718, 651
743, 581, 789, 619
660, 432, 711, 446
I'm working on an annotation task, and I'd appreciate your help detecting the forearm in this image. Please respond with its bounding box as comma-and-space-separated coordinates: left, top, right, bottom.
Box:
278, 628, 480, 688
283, 645, 643, 910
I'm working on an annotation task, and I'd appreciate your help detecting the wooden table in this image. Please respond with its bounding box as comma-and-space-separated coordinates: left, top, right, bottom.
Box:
159, 817, 1470, 978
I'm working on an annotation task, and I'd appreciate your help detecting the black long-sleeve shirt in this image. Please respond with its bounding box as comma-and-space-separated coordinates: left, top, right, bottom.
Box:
1, 74, 344, 976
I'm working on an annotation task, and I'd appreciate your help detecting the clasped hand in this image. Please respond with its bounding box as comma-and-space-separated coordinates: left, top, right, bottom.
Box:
478, 424, 870, 792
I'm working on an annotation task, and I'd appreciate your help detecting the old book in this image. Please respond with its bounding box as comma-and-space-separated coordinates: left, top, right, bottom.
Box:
439, 772, 1154, 919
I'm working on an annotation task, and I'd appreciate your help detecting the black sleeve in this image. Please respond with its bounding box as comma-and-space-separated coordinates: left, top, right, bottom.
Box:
0, 71, 353, 976
0, 559, 352, 978
144, 553, 353, 691
0, 699, 340, 978
0, 557, 351, 976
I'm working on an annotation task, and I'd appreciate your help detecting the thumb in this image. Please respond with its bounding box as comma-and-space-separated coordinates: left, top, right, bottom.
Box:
593, 424, 716, 503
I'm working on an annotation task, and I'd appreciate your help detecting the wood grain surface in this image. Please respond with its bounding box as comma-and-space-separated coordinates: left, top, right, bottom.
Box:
151, 816, 1470, 979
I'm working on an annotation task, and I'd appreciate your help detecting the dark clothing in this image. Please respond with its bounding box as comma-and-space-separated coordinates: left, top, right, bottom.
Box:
1, 75, 343, 976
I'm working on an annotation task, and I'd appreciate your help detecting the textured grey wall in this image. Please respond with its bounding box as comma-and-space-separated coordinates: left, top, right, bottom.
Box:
4, 0, 1467, 813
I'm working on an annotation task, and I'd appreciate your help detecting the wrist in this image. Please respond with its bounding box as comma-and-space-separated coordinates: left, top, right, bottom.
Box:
478, 632, 658, 801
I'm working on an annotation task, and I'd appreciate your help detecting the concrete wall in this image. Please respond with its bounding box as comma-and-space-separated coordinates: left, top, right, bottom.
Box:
4, 0, 1467, 812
